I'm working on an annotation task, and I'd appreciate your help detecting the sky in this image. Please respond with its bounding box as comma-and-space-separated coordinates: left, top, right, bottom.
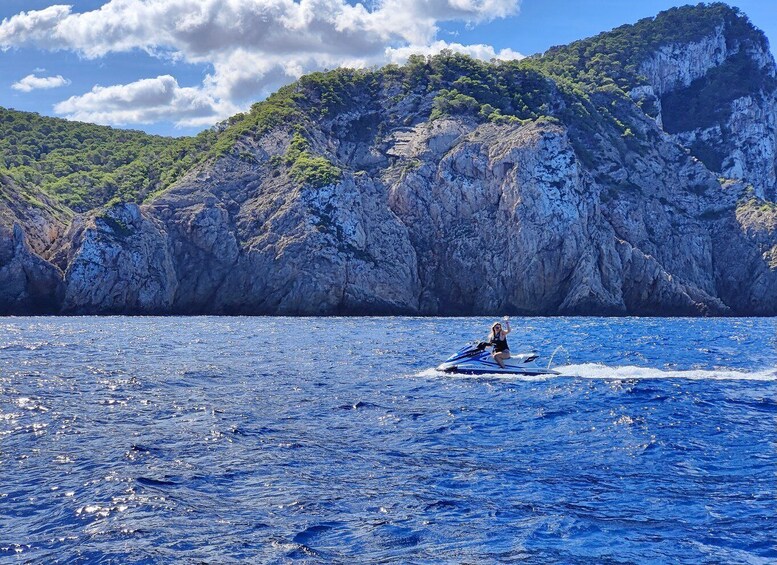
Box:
0, 0, 774, 137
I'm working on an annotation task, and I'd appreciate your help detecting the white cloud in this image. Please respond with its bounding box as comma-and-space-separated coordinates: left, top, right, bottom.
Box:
12, 73, 71, 92
377, 0, 519, 44
53, 75, 236, 127
386, 40, 524, 64
0, 0, 523, 126
0, 5, 72, 50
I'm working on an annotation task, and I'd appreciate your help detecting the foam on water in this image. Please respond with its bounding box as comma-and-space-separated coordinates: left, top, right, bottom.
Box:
419, 364, 777, 381
557, 363, 777, 381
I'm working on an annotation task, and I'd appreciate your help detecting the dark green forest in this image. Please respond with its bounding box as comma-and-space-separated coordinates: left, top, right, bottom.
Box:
0, 108, 218, 211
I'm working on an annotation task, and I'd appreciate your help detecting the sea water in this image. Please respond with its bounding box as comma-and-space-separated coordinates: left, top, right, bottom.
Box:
1, 317, 775, 563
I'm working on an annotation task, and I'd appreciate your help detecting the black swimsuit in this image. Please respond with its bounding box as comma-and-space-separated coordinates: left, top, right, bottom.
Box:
491, 333, 509, 353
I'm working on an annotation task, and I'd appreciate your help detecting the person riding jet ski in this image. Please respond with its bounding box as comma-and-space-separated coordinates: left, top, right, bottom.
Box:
438, 317, 559, 376
486, 318, 511, 369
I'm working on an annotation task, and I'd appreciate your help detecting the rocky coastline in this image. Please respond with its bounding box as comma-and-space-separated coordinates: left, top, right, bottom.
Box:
2, 5, 776, 316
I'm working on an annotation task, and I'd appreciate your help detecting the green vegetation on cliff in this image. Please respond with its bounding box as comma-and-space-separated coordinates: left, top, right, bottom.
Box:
526, 2, 763, 91
0, 108, 216, 211
424, 54, 555, 123
284, 132, 342, 188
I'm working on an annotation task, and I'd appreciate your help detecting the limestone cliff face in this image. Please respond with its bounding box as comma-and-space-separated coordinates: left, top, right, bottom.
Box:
52, 113, 742, 315
637, 25, 730, 98
713, 197, 777, 314
138, 140, 420, 314
633, 17, 777, 200
55, 203, 177, 314
382, 116, 732, 315
0, 176, 66, 313
385, 119, 621, 314
0, 224, 62, 314
3, 5, 777, 316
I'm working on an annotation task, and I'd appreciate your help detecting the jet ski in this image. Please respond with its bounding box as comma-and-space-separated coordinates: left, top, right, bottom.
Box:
437, 342, 560, 376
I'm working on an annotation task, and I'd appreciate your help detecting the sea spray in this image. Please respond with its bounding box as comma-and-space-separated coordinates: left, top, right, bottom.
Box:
546, 345, 571, 372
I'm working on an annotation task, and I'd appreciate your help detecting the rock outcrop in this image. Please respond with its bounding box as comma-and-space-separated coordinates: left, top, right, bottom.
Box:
0, 224, 63, 314
637, 13, 777, 200
713, 196, 777, 314
54, 203, 177, 314
0, 175, 66, 314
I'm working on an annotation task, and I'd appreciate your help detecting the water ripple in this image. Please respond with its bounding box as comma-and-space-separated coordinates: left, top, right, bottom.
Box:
0, 316, 775, 562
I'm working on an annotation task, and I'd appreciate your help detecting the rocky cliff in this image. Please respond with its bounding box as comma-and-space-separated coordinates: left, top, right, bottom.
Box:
2, 3, 777, 316
0, 175, 66, 314
638, 14, 777, 200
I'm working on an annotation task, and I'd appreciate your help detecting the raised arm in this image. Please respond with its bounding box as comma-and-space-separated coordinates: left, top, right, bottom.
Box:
502, 317, 511, 335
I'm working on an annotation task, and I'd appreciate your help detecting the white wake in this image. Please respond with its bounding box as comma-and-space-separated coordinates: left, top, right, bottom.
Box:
417, 364, 777, 381
557, 363, 777, 381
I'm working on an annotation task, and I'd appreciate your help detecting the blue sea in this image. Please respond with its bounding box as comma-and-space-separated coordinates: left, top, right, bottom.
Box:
1, 317, 776, 563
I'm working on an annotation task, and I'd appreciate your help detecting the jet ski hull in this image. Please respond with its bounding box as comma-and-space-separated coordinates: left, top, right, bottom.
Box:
436, 345, 560, 376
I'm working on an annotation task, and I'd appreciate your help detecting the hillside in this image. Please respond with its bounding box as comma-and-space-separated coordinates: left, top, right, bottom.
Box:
1, 2, 777, 315
0, 108, 216, 211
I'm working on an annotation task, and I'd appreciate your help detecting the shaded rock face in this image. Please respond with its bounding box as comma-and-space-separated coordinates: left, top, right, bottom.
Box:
0, 175, 67, 314
0, 224, 62, 314
0, 175, 69, 255
713, 200, 777, 315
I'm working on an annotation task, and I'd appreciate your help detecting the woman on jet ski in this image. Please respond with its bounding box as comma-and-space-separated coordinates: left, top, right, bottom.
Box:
488, 318, 511, 369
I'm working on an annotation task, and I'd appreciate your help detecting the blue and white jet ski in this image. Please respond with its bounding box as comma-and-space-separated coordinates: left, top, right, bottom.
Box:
437, 342, 560, 376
